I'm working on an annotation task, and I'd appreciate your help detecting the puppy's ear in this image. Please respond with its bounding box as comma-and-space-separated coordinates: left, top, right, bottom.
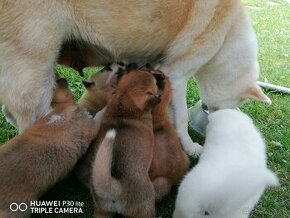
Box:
243, 84, 272, 104
83, 81, 95, 89
139, 63, 154, 71
152, 70, 166, 91
126, 63, 138, 72
56, 78, 69, 87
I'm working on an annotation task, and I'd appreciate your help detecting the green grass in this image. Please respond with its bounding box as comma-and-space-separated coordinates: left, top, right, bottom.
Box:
1, 0, 290, 217
239, 1, 290, 216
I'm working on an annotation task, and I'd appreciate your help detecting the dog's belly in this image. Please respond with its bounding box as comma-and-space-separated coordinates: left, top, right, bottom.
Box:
62, 0, 237, 70
68, 0, 193, 60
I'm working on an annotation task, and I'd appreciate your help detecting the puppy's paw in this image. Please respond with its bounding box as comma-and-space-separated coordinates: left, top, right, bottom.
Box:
183, 142, 203, 157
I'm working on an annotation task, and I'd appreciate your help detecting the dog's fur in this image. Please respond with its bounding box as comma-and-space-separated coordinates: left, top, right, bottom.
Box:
0, 0, 270, 155
79, 65, 190, 201
173, 109, 278, 218
0, 79, 100, 218
149, 73, 190, 201
78, 63, 125, 116
90, 69, 164, 217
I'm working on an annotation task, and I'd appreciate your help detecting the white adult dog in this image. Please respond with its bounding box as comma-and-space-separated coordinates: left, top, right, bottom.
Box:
173, 109, 278, 218
0, 0, 270, 155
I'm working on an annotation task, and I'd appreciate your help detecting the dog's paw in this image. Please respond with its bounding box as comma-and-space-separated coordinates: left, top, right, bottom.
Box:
183, 142, 203, 157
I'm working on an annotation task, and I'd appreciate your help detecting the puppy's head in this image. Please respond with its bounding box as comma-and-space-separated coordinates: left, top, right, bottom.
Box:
79, 63, 126, 115
115, 67, 165, 111
82, 62, 126, 91
205, 109, 264, 147
81, 69, 113, 96
207, 109, 262, 136
51, 78, 74, 106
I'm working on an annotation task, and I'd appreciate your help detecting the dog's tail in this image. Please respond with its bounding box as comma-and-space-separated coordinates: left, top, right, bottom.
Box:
91, 129, 122, 199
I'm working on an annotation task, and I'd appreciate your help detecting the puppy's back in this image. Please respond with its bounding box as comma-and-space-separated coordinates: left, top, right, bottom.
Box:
0, 79, 99, 217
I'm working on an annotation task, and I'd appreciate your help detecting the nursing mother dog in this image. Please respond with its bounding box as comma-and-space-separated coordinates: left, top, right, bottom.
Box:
0, 0, 270, 155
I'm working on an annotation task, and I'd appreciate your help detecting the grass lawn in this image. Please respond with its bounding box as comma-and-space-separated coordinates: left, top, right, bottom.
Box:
0, 0, 289, 217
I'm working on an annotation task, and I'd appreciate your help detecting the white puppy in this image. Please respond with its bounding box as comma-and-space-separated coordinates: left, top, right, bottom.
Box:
173, 109, 278, 218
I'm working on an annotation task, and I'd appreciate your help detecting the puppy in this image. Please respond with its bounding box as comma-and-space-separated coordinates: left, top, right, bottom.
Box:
149, 71, 190, 201
78, 63, 125, 116
0, 78, 101, 218
74, 63, 129, 186
173, 109, 278, 218
90, 68, 164, 218
0, 1, 270, 157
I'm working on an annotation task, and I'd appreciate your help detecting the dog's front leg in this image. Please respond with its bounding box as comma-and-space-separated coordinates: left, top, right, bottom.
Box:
0, 2, 70, 131
166, 76, 202, 156
0, 56, 56, 132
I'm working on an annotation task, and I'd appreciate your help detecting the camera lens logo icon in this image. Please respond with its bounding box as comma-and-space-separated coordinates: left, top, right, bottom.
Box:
10, 203, 28, 212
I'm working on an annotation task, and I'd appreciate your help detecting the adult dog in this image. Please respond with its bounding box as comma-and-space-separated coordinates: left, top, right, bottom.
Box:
0, 0, 270, 155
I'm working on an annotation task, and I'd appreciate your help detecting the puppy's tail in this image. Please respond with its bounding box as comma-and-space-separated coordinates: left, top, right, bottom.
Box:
91, 129, 122, 199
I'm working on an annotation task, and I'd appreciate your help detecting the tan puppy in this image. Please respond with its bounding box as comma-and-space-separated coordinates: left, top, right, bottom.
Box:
78, 63, 125, 116
90, 68, 164, 218
0, 1, 270, 156
149, 72, 190, 201
0, 78, 100, 218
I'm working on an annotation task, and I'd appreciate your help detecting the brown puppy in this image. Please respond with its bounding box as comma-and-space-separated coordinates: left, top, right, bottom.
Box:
149, 72, 190, 201
90, 68, 164, 218
0, 78, 101, 218
74, 63, 126, 186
